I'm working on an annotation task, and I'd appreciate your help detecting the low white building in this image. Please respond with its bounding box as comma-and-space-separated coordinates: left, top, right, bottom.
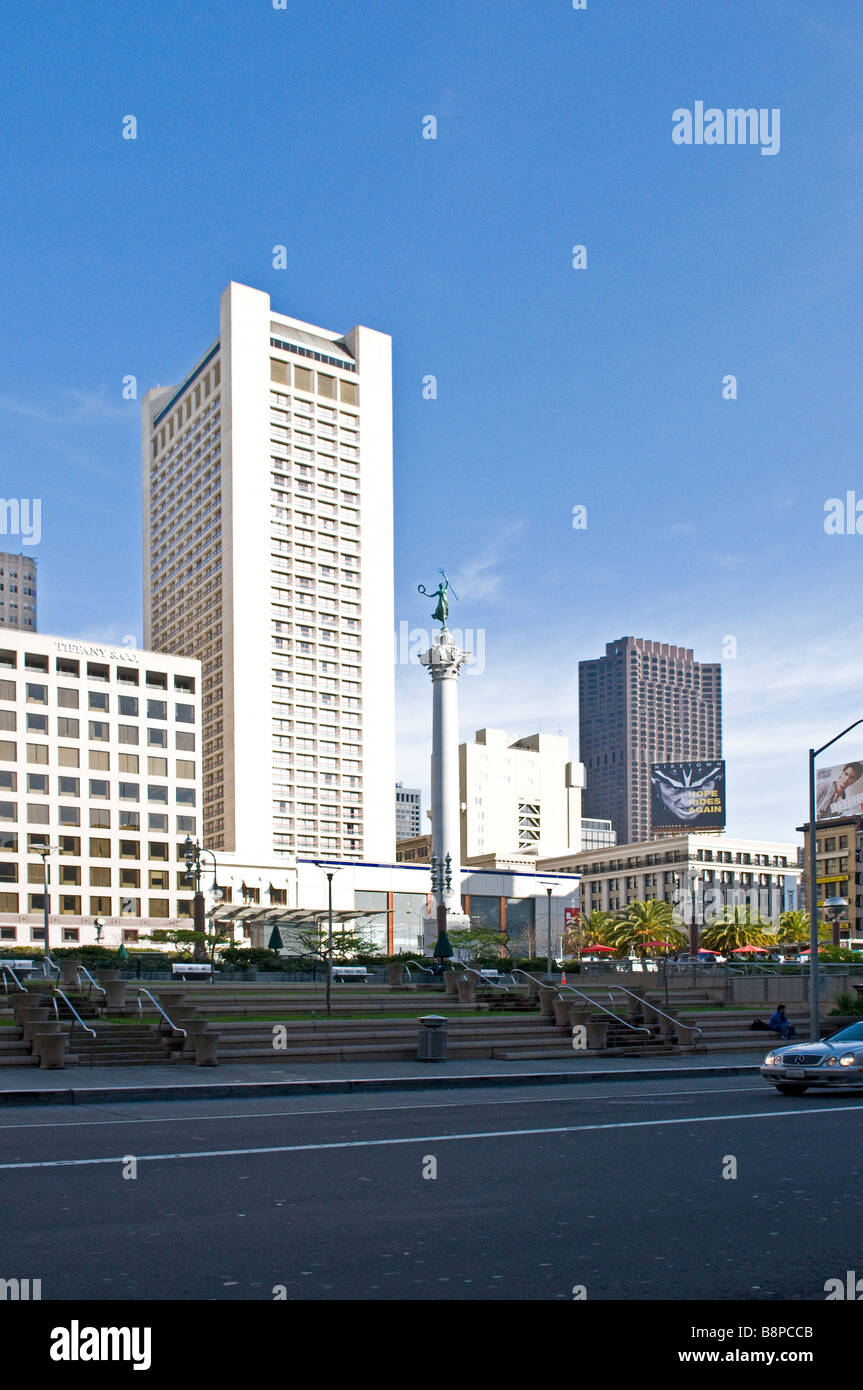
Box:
460, 728, 585, 862
0, 632, 202, 952
538, 833, 802, 923
200, 853, 579, 960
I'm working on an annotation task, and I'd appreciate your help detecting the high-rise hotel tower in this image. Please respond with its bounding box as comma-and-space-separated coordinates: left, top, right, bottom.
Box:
142, 282, 395, 862
579, 636, 722, 845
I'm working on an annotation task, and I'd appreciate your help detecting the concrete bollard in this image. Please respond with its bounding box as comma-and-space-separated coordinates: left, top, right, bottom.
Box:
102, 980, 128, 1010
192, 1030, 219, 1066
34, 1032, 67, 1068
455, 976, 476, 1005
586, 1019, 609, 1049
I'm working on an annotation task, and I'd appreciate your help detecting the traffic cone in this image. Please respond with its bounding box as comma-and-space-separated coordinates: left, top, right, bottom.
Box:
561, 971, 567, 986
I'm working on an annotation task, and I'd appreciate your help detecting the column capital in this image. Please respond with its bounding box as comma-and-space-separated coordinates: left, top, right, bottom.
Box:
420, 628, 470, 680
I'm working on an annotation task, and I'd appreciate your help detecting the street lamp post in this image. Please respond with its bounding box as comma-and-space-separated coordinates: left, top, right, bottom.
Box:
182, 837, 221, 964
545, 886, 553, 977
35, 843, 58, 967
808, 718, 863, 1041
688, 869, 700, 959
325, 870, 335, 1018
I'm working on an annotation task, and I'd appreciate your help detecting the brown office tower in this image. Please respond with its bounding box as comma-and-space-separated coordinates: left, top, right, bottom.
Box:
579, 637, 722, 844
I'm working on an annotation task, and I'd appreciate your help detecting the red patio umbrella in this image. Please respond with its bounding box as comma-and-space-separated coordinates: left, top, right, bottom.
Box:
583, 944, 614, 953
731, 945, 769, 954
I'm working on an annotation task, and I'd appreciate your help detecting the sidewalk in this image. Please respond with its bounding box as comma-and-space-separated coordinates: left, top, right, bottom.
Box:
0, 1051, 765, 1107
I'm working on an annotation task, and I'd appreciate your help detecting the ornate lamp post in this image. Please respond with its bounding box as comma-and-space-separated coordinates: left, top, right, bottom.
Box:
35, 842, 58, 968
430, 854, 454, 972
182, 837, 221, 963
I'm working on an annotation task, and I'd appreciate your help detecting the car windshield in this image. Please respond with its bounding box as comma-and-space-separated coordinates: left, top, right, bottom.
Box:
825, 1022, 863, 1044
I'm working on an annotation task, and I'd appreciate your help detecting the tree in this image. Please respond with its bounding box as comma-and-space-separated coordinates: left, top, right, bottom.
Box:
701, 905, 771, 954
294, 923, 382, 963
776, 909, 831, 947
447, 926, 510, 962
569, 909, 616, 953
608, 900, 687, 959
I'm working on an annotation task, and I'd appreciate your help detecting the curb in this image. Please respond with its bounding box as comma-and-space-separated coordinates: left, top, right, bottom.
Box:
0, 1062, 761, 1107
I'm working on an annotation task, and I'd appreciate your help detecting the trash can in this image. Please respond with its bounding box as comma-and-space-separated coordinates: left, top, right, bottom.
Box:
417, 1014, 448, 1062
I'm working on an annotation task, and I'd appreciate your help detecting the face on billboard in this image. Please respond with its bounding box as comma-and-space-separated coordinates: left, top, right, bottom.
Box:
815, 760, 863, 820
650, 761, 725, 829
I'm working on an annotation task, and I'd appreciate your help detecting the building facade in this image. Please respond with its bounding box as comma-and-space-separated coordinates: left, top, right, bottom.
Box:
395, 783, 421, 839
539, 833, 800, 923
0, 554, 36, 631
142, 280, 395, 865
459, 728, 585, 861
0, 632, 202, 950
799, 815, 863, 944
579, 636, 722, 844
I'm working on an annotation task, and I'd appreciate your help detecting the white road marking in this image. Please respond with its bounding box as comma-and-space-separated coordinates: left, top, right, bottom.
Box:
1, 1101, 861, 1170
0, 1084, 765, 1131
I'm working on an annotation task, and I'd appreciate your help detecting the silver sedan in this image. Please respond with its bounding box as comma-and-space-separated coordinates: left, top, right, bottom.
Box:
761, 1021, 863, 1095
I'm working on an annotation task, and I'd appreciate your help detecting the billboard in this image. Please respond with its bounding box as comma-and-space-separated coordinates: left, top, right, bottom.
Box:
815, 758, 863, 821
649, 760, 726, 830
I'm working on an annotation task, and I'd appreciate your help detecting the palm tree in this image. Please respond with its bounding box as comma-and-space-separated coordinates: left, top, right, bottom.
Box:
701, 905, 771, 955
609, 900, 687, 960
776, 909, 831, 948
569, 908, 616, 953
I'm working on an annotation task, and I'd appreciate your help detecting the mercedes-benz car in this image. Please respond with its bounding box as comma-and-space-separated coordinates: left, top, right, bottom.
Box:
761, 1021, 863, 1095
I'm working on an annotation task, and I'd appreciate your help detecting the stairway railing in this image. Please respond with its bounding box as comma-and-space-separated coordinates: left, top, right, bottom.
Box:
75, 965, 107, 1001
135, 987, 187, 1037
403, 960, 435, 983
51, 988, 96, 1067
456, 964, 510, 992
0, 963, 26, 994
602, 984, 703, 1047
510, 970, 651, 1040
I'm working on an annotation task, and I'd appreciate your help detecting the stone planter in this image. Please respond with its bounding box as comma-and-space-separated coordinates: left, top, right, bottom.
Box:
192, 1030, 219, 1066
29, 1021, 64, 1057
12, 994, 48, 1020
102, 980, 128, 1010
20, 1006, 52, 1042
34, 1032, 67, 1068
536, 984, 557, 1018
586, 1019, 609, 1050
59, 958, 82, 987
97, 969, 121, 984
568, 1007, 591, 1027
552, 997, 574, 1027
443, 971, 461, 996
455, 976, 476, 1005
386, 962, 406, 988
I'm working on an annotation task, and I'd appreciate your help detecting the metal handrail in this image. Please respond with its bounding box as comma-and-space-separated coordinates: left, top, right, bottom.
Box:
135, 987, 187, 1036
75, 965, 107, 998
510, 969, 651, 1039
403, 960, 435, 982
602, 984, 703, 1046
51, 989, 96, 1038
0, 963, 25, 993
456, 964, 510, 992
41, 957, 60, 978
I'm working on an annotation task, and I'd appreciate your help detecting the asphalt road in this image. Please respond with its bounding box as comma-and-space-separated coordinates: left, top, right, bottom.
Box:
1, 1075, 861, 1301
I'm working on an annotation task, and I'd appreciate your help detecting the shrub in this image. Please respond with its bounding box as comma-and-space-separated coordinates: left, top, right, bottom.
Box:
830, 992, 863, 1016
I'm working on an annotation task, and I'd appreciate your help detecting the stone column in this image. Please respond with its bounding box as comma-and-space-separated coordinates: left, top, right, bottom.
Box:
420, 628, 471, 944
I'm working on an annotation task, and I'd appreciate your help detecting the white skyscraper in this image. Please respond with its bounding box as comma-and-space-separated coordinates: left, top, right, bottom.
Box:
142, 281, 395, 863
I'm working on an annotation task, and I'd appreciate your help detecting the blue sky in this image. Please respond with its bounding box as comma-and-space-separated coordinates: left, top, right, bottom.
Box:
2, 0, 862, 844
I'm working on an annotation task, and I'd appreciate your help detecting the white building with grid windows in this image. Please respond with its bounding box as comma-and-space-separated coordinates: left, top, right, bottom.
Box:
142, 281, 395, 865
0, 632, 202, 951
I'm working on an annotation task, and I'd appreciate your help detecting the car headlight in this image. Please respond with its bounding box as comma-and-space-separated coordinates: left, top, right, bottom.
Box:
765, 1052, 777, 1065
839, 1053, 857, 1067
826, 1056, 838, 1066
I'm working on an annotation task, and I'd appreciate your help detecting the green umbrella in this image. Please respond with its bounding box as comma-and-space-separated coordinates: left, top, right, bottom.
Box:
116, 944, 129, 961
267, 925, 283, 951
432, 928, 453, 960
